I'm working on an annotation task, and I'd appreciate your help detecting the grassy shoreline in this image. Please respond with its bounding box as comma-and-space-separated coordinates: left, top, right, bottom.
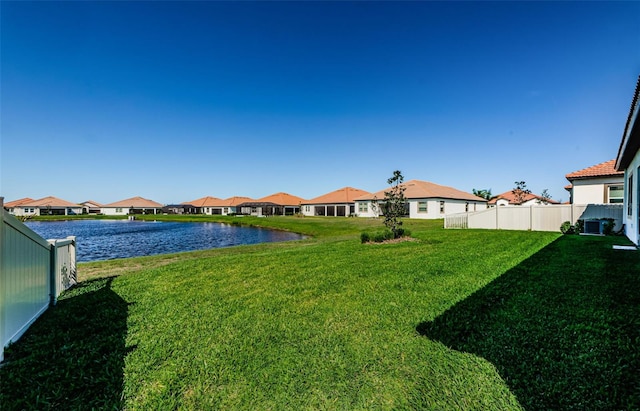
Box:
2, 218, 638, 409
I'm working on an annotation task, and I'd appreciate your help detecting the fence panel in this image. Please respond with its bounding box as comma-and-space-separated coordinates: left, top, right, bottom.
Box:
444, 213, 467, 229
444, 204, 623, 233
1, 199, 51, 362
497, 207, 531, 231
1, 198, 78, 362
49, 237, 77, 304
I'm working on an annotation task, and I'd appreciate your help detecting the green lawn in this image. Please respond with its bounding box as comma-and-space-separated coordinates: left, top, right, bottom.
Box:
1, 217, 638, 410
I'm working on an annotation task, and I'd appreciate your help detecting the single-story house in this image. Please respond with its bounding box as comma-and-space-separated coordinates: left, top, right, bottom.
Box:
162, 204, 198, 214
186, 196, 254, 215
101, 196, 164, 215
488, 191, 559, 207
238, 192, 306, 216
354, 179, 488, 219
80, 200, 104, 214
9, 196, 83, 216
615, 75, 640, 244
565, 160, 624, 204
301, 187, 371, 217
3, 198, 34, 215
186, 196, 224, 214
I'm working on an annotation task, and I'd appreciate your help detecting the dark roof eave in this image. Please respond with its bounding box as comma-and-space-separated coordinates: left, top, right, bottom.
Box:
616, 76, 640, 171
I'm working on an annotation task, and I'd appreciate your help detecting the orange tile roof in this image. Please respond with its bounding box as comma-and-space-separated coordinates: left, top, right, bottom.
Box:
81, 200, 104, 207
256, 192, 306, 206
185, 196, 224, 207
355, 180, 486, 202
103, 196, 163, 208
3, 197, 35, 208
565, 159, 623, 181
305, 187, 371, 205
221, 196, 254, 206
21, 196, 81, 208
487, 191, 559, 205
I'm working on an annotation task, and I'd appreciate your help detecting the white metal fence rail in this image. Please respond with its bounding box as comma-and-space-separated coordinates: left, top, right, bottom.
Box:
1, 197, 77, 362
445, 204, 624, 232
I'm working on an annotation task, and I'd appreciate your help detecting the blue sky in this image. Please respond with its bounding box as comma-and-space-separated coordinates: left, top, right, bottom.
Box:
1, 1, 639, 205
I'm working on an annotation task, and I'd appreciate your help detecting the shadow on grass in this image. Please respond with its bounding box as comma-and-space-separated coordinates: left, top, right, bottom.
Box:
417, 235, 640, 410
0, 277, 131, 410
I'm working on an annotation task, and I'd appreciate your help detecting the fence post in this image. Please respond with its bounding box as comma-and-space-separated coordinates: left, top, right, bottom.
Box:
48, 239, 57, 306
67, 236, 77, 286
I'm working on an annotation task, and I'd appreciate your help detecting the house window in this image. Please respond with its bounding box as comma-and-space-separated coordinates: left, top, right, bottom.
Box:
465, 202, 469, 212
224, 207, 229, 214
358, 203, 368, 213
116, 208, 122, 213
418, 201, 428, 213
628, 174, 633, 216
439, 201, 445, 214
607, 185, 624, 204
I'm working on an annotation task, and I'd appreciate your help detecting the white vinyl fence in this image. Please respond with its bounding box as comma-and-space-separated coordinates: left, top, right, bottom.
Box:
1, 198, 77, 362
445, 204, 623, 233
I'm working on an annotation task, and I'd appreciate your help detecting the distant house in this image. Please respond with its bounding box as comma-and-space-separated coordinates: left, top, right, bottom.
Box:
354, 180, 487, 219
565, 160, 624, 204
186, 196, 224, 215
614, 75, 640, 244
9, 196, 83, 216
101, 196, 163, 215
162, 204, 198, 214
3, 198, 34, 215
186, 196, 254, 215
80, 200, 104, 214
237, 192, 306, 216
301, 187, 371, 217
488, 191, 558, 207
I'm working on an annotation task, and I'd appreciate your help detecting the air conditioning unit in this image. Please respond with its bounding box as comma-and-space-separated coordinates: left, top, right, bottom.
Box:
583, 219, 605, 235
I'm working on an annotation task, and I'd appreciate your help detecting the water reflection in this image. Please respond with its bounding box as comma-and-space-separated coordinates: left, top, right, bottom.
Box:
26, 220, 303, 262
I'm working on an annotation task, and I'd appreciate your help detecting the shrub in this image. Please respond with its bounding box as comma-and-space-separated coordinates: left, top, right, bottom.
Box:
574, 220, 584, 234
602, 218, 616, 235
361, 229, 411, 243
560, 221, 573, 234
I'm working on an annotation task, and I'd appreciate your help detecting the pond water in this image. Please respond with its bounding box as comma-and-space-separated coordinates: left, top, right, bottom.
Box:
25, 219, 304, 263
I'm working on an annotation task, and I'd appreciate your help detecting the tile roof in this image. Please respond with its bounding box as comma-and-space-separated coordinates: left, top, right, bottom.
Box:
565, 159, 623, 181
305, 187, 371, 205
185, 196, 224, 207
487, 191, 559, 205
21, 196, 81, 208
355, 180, 487, 202
3, 197, 35, 208
81, 200, 104, 207
103, 196, 163, 208
221, 196, 254, 206
256, 192, 306, 206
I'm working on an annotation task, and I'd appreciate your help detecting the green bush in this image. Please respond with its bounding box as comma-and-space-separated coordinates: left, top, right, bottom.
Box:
361, 228, 411, 243
602, 218, 616, 235
560, 221, 573, 234
574, 220, 584, 234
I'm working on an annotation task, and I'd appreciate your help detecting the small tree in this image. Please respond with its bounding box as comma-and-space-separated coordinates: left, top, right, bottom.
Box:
472, 188, 492, 200
512, 181, 531, 205
383, 170, 407, 239
368, 195, 380, 218
538, 189, 552, 205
